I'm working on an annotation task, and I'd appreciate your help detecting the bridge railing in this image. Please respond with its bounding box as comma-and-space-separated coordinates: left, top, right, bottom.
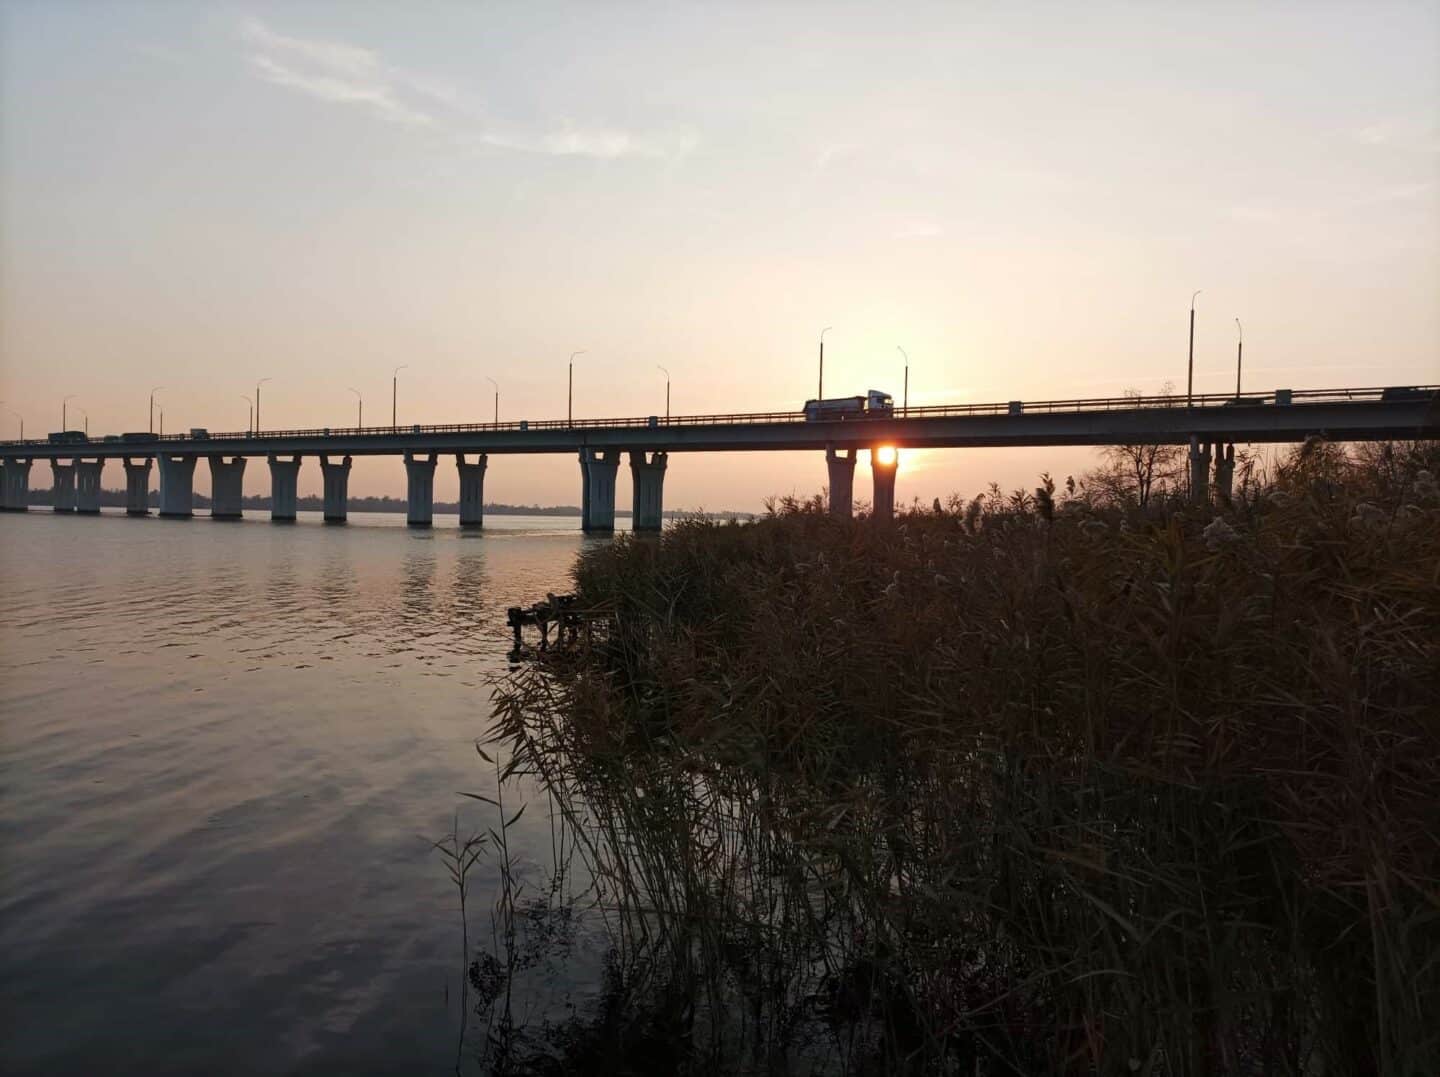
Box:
1, 385, 1432, 448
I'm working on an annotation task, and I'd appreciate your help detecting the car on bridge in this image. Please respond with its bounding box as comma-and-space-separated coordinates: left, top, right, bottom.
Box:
803, 389, 894, 421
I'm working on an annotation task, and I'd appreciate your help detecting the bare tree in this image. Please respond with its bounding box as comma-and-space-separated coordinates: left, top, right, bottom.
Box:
1091, 386, 1185, 508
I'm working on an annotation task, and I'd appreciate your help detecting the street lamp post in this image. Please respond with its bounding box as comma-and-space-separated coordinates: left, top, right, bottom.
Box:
348, 387, 362, 428
255, 378, 271, 432
657, 365, 670, 420
486, 377, 499, 425
896, 347, 909, 415
241, 395, 254, 434
818, 327, 832, 400
568, 350, 586, 426
392, 365, 407, 429
159, 409, 164, 437
150, 386, 163, 434
1187, 290, 1202, 407
63, 394, 76, 431
80, 409, 88, 437
5, 408, 21, 441
1234, 318, 1243, 400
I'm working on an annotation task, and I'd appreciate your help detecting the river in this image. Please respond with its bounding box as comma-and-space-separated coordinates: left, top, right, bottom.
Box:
0, 508, 607, 1075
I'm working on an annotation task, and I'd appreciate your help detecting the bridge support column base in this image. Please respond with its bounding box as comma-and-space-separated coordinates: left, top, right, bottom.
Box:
1189, 437, 1213, 506
826, 447, 857, 518
457, 454, 487, 527
51, 460, 77, 513
320, 456, 352, 523
157, 455, 197, 517
871, 447, 897, 523
268, 455, 303, 521
208, 456, 247, 519
580, 448, 621, 532
123, 458, 153, 515
1214, 443, 1236, 503
2, 458, 33, 511
75, 460, 104, 513
630, 451, 667, 532
405, 453, 437, 527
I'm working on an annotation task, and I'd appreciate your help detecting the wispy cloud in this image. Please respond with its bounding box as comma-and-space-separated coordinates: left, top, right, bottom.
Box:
241, 17, 436, 126
238, 17, 697, 160
475, 127, 699, 161
893, 219, 943, 240
1223, 181, 1434, 226
1352, 116, 1439, 152
813, 143, 861, 171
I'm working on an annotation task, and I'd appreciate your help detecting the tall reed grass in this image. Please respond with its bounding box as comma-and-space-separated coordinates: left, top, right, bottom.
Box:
469, 440, 1439, 1075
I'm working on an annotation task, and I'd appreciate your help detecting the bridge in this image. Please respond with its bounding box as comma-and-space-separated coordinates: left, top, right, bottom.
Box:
1, 385, 1434, 529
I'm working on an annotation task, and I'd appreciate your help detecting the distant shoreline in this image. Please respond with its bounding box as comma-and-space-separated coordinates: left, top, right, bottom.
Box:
18, 489, 753, 520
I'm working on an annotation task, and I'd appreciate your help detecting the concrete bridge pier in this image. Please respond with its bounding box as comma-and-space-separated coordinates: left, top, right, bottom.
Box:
123, 458, 153, 515
2, 458, 32, 511
579, 448, 621, 532
871, 447, 898, 522
157, 455, 196, 517
75, 460, 105, 514
404, 452, 437, 527
456, 454, 488, 527
826, 446, 857, 518
267, 455, 303, 521
208, 456, 247, 519
320, 456, 352, 523
1189, 437, 1213, 505
629, 451, 667, 532
1214, 443, 1236, 503
50, 460, 77, 513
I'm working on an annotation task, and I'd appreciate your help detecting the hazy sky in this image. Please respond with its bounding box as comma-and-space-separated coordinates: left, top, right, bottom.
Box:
2, 1, 1436, 508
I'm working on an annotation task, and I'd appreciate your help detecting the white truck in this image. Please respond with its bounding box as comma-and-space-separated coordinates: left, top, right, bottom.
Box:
802, 389, 894, 421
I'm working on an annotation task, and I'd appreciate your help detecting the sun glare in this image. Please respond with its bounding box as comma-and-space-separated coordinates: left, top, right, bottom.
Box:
874, 445, 898, 467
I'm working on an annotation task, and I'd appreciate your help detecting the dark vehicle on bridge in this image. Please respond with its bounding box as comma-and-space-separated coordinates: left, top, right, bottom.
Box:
1380, 386, 1434, 402
121, 432, 155, 443
803, 390, 894, 421
47, 431, 88, 444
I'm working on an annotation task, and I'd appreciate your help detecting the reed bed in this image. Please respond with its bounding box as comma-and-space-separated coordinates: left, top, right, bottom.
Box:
471, 440, 1439, 1075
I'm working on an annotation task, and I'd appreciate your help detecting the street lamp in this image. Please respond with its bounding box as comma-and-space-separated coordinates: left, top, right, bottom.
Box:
486, 377, 499, 425
348, 387, 362, 428
392, 365, 407, 428
255, 378, 271, 431
568, 350, 586, 426
63, 394, 77, 431
896, 346, 909, 415
656, 365, 670, 420
79, 409, 88, 437
7, 409, 23, 441
818, 327, 832, 400
1234, 318, 1243, 400
1187, 290, 1202, 407
240, 395, 254, 434
150, 386, 163, 434
159, 408, 164, 437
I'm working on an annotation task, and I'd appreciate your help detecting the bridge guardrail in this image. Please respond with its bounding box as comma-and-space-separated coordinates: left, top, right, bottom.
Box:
1, 385, 1432, 448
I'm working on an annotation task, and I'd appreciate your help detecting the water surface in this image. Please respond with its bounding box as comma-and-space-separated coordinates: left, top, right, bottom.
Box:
0, 508, 599, 1075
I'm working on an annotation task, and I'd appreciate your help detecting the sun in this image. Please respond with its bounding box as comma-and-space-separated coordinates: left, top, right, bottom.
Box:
874, 445, 898, 467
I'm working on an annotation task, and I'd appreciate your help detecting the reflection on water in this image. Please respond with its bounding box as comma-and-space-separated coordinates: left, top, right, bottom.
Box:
0, 509, 603, 1075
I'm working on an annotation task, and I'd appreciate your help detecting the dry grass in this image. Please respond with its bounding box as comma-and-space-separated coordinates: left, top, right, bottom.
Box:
477, 440, 1440, 1075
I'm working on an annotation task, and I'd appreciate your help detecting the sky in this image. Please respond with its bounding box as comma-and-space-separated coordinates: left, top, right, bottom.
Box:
1, 1, 1436, 510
